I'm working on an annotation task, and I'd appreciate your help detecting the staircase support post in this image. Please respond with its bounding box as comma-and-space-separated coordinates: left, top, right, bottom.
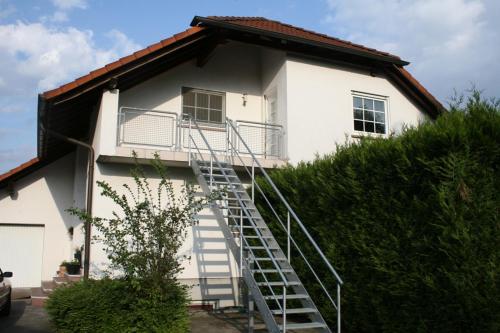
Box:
337, 284, 341, 333
248, 289, 254, 333
251, 161, 255, 202
282, 286, 287, 333
287, 212, 291, 262
240, 209, 243, 275
209, 155, 213, 188
188, 118, 192, 166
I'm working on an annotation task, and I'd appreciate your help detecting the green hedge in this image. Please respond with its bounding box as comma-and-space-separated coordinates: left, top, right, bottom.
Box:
255, 95, 499, 332
46, 278, 189, 333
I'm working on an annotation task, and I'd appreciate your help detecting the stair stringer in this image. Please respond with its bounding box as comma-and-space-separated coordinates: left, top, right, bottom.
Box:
191, 159, 281, 333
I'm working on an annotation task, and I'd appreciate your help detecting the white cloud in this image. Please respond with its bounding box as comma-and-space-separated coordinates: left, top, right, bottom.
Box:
51, 0, 87, 10
0, 14, 141, 173
0, 21, 141, 97
323, 0, 500, 102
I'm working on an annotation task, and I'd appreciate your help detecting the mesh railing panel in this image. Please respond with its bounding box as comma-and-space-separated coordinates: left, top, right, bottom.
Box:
117, 106, 284, 159
182, 125, 227, 152
237, 123, 282, 158
119, 108, 177, 148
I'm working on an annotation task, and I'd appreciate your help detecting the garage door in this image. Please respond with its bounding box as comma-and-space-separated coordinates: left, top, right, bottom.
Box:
0, 224, 44, 288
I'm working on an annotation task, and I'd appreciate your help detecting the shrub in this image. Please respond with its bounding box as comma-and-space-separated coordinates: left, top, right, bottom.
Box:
50, 154, 218, 332
46, 278, 189, 333
255, 92, 500, 332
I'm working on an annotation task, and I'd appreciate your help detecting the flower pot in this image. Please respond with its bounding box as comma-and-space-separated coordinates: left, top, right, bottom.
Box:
64, 263, 81, 275
58, 265, 67, 277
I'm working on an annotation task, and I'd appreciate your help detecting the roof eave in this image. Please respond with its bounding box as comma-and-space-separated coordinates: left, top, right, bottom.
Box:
191, 16, 409, 66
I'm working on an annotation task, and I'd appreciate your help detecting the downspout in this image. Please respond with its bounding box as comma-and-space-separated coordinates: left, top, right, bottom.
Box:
38, 96, 94, 281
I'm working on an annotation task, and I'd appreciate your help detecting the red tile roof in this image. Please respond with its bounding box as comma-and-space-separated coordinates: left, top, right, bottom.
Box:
194, 16, 405, 63
395, 65, 444, 112
42, 26, 206, 100
1, 16, 443, 188
42, 16, 413, 102
0, 157, 40, 184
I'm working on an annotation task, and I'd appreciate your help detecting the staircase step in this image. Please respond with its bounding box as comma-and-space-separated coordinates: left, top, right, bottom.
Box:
209, 181, 244, 186
263, 294, 308, 300
278, 322, 327, 330
41, 280, 56, 293
230, 225, 267, 230
221, 197, 252, 201
272, 308, 318, 315
257, 281, 301, 287
30, 288, 49, 307
222, 206, 257, 210
208, 174, 239, 178
198, 161, 229, 165
199, 166, 233, 171
252, 269, 293, 274
193, 158, 332, 332
246, 245, 280, 250
226, 215, 263, 220
253, 257, 287, 261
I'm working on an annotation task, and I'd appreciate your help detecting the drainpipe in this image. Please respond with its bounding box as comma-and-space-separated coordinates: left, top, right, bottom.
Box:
39, 103, 95, 281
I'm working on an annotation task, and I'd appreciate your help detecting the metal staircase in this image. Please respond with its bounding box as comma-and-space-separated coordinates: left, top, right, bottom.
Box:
186, 118, 343, 333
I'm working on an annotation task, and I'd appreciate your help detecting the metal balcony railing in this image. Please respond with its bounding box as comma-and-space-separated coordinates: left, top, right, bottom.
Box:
117, 107, 178, 148
117, 107, 285, 159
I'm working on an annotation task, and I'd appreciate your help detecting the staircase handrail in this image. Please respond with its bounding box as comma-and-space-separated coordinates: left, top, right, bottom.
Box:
227, 119, 343, 285
187, 117, 290, 290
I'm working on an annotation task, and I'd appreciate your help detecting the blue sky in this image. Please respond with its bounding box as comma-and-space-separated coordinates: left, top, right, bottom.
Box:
0, 0, 499, 174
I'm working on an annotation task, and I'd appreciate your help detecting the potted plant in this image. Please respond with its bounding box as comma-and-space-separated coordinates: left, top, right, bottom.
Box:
62, 260, 81, 275
58, 263, 67, 277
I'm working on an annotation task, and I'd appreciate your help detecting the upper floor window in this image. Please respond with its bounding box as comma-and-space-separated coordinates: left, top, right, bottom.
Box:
182, 87, 225, 124
353, 94, 386, 134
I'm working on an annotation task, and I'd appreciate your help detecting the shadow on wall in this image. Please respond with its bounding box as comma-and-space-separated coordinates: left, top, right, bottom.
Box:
191, 211, 240, 309
96, 163, 241, 306
118, 42, 264, 113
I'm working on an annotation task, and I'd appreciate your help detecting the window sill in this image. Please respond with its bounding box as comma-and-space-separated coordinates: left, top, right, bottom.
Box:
351, 132, 387, 140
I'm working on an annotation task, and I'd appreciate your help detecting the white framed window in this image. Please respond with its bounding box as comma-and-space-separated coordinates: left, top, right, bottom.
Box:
352, 94, 387, 134
182, 87, 225, 124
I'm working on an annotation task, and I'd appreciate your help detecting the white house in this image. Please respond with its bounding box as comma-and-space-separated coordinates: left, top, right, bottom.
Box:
0, 16, 443, 331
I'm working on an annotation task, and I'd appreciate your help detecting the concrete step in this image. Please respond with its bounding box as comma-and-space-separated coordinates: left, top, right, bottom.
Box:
31, 274, 82, 307
41, 280, 56, 293
31, 287, 50, 307
54, 273, 82, 285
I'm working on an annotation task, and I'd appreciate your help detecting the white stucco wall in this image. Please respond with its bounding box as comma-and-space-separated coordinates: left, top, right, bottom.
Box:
89, 161, 241, 307
0, 154, 77, 282
285, 57, 427, 163
119, 42, 267, 124
0, 39, 435, 301
85, 42, 431, 307
93, 89, 120, 157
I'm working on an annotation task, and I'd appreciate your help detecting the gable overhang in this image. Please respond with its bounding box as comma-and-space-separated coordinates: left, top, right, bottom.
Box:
190, 16, 410, 67
37, 27, 215, 162
188, 16, 444, 117
1, 15, 445, 188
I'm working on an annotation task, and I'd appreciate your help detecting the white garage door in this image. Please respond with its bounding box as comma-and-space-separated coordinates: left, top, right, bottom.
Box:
0, 224, 44, 288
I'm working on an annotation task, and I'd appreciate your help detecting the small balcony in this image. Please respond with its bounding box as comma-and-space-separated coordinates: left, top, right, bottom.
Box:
104, 107, 287, 168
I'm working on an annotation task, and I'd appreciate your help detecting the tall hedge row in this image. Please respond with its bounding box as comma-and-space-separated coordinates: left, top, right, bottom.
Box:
255, 94, 499, 332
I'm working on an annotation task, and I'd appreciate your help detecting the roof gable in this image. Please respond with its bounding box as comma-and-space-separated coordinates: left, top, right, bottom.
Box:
192, 16, 407, 65
43, 26, 206, 100
1, 15, 445, 187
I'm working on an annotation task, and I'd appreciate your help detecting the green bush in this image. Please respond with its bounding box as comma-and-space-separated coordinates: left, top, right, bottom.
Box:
52, 154, 216, 332
46, 278, 189, 333
255, 93, 499, 332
